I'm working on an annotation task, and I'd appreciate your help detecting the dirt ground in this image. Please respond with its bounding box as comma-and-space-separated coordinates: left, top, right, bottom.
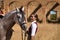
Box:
8, 23, 60, 40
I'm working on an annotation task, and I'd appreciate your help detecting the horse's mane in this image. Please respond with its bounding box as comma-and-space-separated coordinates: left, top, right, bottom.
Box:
3, 10, 17, 19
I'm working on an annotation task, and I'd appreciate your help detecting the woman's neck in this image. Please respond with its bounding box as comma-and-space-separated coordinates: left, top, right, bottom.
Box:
32, 20, 36, 22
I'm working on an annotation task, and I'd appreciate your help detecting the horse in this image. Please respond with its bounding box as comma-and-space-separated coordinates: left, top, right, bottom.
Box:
0, 6, 26, 40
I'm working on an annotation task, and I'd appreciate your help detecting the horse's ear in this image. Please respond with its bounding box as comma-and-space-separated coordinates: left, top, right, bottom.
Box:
21, 6, 24, 11
19, 6, 24, 11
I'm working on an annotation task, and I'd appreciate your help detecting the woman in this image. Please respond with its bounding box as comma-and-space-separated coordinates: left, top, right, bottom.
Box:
27, 14, 38, 40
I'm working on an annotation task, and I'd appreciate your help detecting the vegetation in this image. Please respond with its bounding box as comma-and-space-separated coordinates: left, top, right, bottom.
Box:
50, 14, 57, 20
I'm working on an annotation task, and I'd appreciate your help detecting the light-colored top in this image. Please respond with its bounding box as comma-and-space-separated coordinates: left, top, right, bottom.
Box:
31, 20, 37, 36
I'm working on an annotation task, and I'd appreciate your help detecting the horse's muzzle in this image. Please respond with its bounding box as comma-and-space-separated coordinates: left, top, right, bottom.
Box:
20, 22, 27, 31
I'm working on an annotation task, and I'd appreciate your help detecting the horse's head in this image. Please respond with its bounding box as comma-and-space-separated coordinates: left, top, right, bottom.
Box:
15, 6, 26, 31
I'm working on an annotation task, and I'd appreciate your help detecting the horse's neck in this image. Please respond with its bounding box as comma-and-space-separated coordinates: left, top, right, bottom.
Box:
2, 10, 16, 20
2, 10, 17, 30
4, 10, 16, 18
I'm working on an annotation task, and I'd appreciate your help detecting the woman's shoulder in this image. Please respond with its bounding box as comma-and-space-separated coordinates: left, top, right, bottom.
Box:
32, 22, 37, 26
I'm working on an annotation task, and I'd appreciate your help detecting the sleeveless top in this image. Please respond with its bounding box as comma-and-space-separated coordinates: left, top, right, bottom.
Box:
28, 21, 38, 36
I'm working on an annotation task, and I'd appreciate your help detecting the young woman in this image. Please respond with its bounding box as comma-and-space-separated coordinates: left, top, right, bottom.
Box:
27, 14, 38, 40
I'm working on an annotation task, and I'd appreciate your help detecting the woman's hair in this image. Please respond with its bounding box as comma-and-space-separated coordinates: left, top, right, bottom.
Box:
28, 14, 41, 23
0, 8, 1, 10
31, 14, 39, 22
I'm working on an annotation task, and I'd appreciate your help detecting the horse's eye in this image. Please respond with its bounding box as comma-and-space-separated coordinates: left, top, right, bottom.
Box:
17, 14, 22, 18
17, 16, 20, 18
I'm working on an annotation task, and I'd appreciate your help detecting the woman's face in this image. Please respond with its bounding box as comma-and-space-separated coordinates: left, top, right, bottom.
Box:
30, 14, 36, 21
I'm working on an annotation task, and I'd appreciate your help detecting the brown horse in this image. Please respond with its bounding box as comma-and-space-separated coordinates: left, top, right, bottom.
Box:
0, 6, 26, 40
